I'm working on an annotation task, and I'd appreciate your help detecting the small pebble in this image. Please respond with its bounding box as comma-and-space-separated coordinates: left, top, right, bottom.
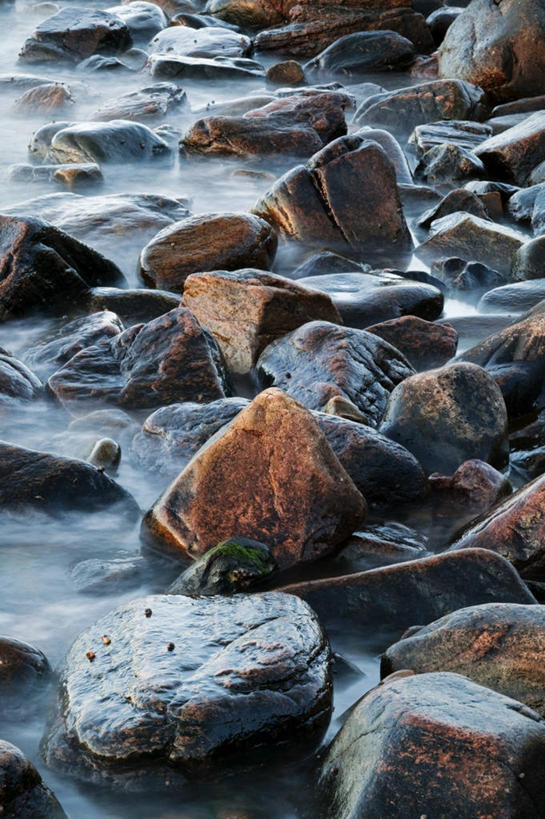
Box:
167, 642, 175, 652
145, 608, 152, 618
102, 635, 111, 645
86, 651, 95, 662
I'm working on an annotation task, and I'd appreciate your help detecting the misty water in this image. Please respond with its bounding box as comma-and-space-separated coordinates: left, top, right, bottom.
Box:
0, 2, 520, 817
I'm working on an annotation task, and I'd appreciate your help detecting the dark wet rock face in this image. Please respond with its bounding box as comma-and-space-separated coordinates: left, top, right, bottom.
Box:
475, 112, 545, 186
42, 593, 332, 782
71, 553, 146, 594
281, 549, 535, 632
37, 120, 172, 164
182, 92, 348, 158
131, 397, 249, 479
431, 257, 506, 294
19, 7, 132, 65
90, 82, 188, 123
0, 441, 136, 515
438, 0, 545, 103
0, 215, 124, 321
383, 603, 545, 717
257, 321, 415, 426
48, 307, 230, 411
143, 388, 366, 569
0, 352, 42, 406
318, 672, 545, 819
181, 268, 341, 375
169, 538, 277, 596
0, 740, 66, 818
0, 637, 50, 718
254, 135, 412, 263
140, 213, 277, 293
305, 31, 416, 78
451, 473, 545, 580
366, 316, 458, 371
379, 362, 509, 475
149, 54, 265, 81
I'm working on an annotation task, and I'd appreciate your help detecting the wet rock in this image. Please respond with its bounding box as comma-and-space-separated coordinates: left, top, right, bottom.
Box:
71, 553, 146, 594
366, 315, 458, 371
430, 256, 506, 293
19, 7, 132, 65
257, 321, 415, 426
317, 671, 545, 819
427, 5, 463, 45
150, 24, 250, 58
297, 272, 443, 328
415, 143, 484, 184
266, 60, 304, 86
131, 397, 249, 478
514, 239, 545, 286
182, 92, 348, 158
0, 352, 42, 406
253, 8, 433, 60
85, 286, 179, 325
140, 213, 277, 292
254, 136, 412, 262
353, 79, 486, 137
24, 310, 124, 381
313, 412, 428, 506
475, 112, 545, 186
14, 81, 73, 113
107, 2, 167, 43
4, 192, 191, 277
479, 280, 545, 315
281, 549, 535, 631
90, 82, 188, 123
353, 126, 412, 184
169, 538, 276, 595
7, 163, 103, 189
429, 458, 511, 516
438, 0, 545, 103
39, 120, 171, 164
508, 183, 545, 226
143, 388, 366, 569
292, 250, 368, 279
305, 31, 415, 79
0, 637, 50, 717
87, 437, 121, 472
0, 215, 124, 321
149, 53, 264, 80
379, 362, 508, 475
443, 314, 514, 349
417, 188, 489, 229
182, 268, 341, 375
48, 307, 230, 411
42, 592, 332, 781
334, 522, 429, 573
451, 473, 545, 580
77, 54, 134, 72
416, 212, 525, 275
383, 603, 545, 717
409, 120, 493, 155
0, 740, 66, 818
0, 441, 136, 515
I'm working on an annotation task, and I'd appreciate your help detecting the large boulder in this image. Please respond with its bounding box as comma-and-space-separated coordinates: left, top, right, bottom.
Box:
438, 0, 545, 103
281, 549, 535, 632
305, 30, 416, 78
0, 441, 136, 515
0, 637, 50, 718
382, 603, 545, 717
0, 352, 42, 407
366, 315, 458, 371
0, 215, 124, 321
90, 82, 188, 124
451, 473, 545, 580
150, 24, 250, 58
47, 307, 230, 411
378, 362, 509, 475
317, 672, 545, 819
42, 592, 332, 783
181, 268, 341, 375
37, 120, 171, 165
181, 92, 348, 158
353, 80, 487, 136
139, 213, 277, 292
474, 112, 545, 186
19, 7, 132, 64
0, 741, 66, 818
142, 388, 366, 569
257, 321, 415, 426
254, 135, 412, 263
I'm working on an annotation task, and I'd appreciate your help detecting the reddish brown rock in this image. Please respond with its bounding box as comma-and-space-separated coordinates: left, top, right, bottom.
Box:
14, 82, 73, 113
382, 603, 545, 716
181, 268, 341, 375
451, 473, 545, 580
139, 213, 277, 293
429, 459, 512, 518
366, 315, 458, 371
142, 388, 366, 569
317, 671, 545, 819
475, 112, 545, 186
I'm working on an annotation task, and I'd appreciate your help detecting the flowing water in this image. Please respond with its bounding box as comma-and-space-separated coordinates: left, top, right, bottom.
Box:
0, 3, 513, 816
